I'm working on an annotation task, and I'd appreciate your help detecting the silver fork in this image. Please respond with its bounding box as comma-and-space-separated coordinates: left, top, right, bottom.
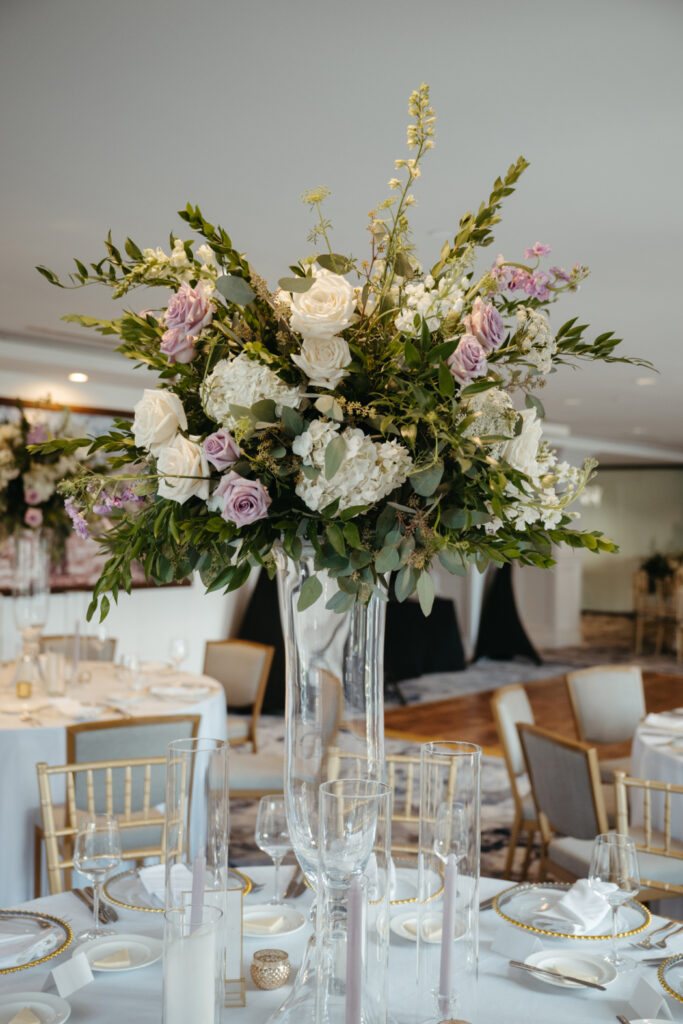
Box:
635, 920, 676, 948
654, 922, 683, 949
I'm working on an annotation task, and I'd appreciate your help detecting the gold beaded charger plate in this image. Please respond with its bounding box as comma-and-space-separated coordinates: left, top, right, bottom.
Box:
0, 910, 73, 975
493, 882, 650, 940
303, 858, 444, 906
103, 865, 253, 913
658, 953, 683, 1004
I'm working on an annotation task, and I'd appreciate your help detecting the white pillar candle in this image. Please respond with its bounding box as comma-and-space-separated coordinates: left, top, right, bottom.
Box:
438, 852, 457, 1016
163, 925, 217, 1024
345, 875, 363, 1024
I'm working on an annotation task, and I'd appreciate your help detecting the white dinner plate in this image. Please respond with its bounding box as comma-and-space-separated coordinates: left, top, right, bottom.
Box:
147, 682, 215, 700
523, 950, 617, 989
0, 992, 70, 1024
76, 933, 162, 971
390, 910, 467, 944
243, 904, 306, 937
390, 864, 443, 905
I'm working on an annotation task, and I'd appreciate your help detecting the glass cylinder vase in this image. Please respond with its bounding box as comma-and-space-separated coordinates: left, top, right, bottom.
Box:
416, 741, 481, 1024
11, 528, 50, 697
270, 543, 387, 1024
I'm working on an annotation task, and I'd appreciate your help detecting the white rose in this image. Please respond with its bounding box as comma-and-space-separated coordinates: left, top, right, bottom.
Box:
502, 408, 543, 479
289, 267, 355, 340
291, 335, 352, 389
157, 435, 210, 504
133, 389, 188, 455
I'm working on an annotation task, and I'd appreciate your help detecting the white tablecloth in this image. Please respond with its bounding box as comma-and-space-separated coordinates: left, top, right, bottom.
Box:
2, 871, 681, 1023
0, 661, 227, 906
631, 714, 683, 841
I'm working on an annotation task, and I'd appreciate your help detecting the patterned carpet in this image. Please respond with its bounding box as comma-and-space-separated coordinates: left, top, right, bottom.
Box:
229, 613, 679, 880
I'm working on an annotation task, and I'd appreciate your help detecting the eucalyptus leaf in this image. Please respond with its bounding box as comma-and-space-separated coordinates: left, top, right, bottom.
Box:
281, 406, 305, 438
410, 461, 444, 497
216, 274, 256, 306
438, 548, 467, 575
316, 253, 353, 274
326, 523, 346, 557
297, 575, 322, 612
278, 275, 314, 293
325, 590, 355, 613
441, 507, 467, 529
394, 565, 416, 603
375, 546, 401, 574
325, 435, 347, 480
438, 362, 455, 397
251, 399, 277, 422
416, 572, 435, 616
525, 392, 546, 419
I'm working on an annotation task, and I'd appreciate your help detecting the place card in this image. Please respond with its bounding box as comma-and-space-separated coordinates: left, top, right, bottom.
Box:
41, 950, 93, 997
627, 974, 674, 1021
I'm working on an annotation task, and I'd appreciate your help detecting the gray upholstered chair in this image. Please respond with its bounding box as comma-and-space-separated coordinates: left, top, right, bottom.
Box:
517, 722, 611, 882
490, 684, 539, 879
565, 665, 645, 782
40, 634, 117, 662
229, 669, 342, 799
614, 770, 683, 899
33, 714, 200, 896
203, 639, 274, 752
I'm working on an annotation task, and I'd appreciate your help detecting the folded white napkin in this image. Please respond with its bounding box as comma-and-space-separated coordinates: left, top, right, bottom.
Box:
244, 915, 286, 934
643, 711, 683, 733
0, 928, 54, 967
49, 697, 93, 720
402, 917, 442, 940
532, 879, 614, 934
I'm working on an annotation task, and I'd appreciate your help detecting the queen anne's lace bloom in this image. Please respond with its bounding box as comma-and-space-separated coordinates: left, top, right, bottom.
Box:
202, 353, 302, 430
292, 420, 413, 513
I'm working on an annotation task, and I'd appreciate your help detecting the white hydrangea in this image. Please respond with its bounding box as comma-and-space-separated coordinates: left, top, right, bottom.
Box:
515, 306, 557, 374
202, 353, 302, 430
292, 420, 413, 513
0, 447, 20, 492
484, 441, 587, 533
395, 272, 465, 335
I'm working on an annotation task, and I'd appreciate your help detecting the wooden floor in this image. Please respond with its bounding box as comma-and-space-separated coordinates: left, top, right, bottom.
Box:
384, 670, 683, 760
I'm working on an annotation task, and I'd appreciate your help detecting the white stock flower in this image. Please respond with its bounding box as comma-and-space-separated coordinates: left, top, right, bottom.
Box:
502, 408, 543, 479
133, 389, 188, 455
289, 267, 355, 340
169, 239, 191, 270
196, 244, 215, 265
515, 307, 556, 374
395, 272, 465, 335
293, 420, 413, 513
157, 435, 210, 504
292, 335, 352, 389
202, 353, 302, 430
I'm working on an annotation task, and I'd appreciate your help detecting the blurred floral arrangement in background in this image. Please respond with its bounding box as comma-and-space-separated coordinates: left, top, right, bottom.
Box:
37, 83, 650, 621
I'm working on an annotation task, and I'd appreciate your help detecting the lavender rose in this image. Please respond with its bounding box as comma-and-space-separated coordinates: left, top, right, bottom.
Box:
203, 429, 240, 471
463, 297, 505, 354
24, 507, 43, 528
26, 423, 48, 446
208, 471, 271, 527
161, 282, 214, 364
447, 335, 488, 385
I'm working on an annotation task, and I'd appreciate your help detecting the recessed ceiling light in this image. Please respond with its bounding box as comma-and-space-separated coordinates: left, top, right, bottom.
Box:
68, 372, 88, 383
635, 376, 656, 386
564, 397, 582, 406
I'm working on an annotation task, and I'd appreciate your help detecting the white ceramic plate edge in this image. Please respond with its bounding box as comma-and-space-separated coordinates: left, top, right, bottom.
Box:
243, 904, 306, 937
76, 933, 162, 971
0, 991, 71, 1024
524, 950, 617, 988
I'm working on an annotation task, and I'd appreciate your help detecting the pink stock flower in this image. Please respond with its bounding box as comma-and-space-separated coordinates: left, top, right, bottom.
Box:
550, 266, 571, 283
523, 242, 552, 259
463, 297, 506, 354
210, 471, 271, 527
447, 335, 488, 386
160, 282, 214, 364
203, 429, 241, 471
26, 423, 48, 446
24, 508, 43, 528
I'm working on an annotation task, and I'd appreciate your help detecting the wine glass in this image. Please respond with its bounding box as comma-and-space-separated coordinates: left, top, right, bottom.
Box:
168, 637, 188, 672
121, 652, 141, 691
255, 795, 291, 905
588, 832, 640, 971
73, 813, 122, 940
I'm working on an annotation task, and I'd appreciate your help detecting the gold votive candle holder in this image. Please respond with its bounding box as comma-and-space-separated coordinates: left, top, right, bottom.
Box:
250, 948, 290, 990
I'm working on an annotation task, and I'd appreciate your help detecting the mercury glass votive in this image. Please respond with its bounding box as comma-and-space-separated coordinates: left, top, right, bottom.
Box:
250, 948, 290, 990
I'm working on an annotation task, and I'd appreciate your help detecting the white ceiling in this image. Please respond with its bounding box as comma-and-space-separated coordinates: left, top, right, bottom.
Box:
1, 0, 682, 463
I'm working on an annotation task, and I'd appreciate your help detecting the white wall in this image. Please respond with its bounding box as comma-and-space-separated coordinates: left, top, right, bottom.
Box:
578, 467, 683, 612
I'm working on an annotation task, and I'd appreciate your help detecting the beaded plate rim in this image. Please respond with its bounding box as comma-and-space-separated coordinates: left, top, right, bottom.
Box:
492, 881, 651, 940
0, 910, 73, 975
658, 952, 683, 1004
103, 865, 252, 913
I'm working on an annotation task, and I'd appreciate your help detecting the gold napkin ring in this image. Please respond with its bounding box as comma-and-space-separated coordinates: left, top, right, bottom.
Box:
250, 948, 290, 990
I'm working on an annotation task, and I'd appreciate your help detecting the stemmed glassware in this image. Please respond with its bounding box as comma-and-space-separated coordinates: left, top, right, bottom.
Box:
73, 813, 122, 940
11, 530, 50, 696
255, 795, 291, 905
168, 637, 188, 672
588, 832, 640, 971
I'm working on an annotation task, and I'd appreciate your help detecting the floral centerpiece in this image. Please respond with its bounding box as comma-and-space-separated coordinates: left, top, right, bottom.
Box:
0, 401, 93, 559
37, 84, 648, 622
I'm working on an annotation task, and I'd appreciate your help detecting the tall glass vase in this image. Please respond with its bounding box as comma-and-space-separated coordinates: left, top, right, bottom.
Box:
270, 544, 387, 1024
11, 528, 50, 697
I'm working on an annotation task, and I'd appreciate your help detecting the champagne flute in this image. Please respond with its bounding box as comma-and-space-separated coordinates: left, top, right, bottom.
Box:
255, 795, 291, 905
73, 813, 122, 940
588, 832, 640, 971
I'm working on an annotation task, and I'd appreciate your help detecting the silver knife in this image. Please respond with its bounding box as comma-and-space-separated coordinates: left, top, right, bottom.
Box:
73, 887, 117, 923
509, 960, 607, 991
284, 865, 306, 899
85, 885, 119, 922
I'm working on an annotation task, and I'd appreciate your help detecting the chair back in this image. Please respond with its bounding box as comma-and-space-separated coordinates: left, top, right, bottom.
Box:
517, 723, 608, 841
614, 771, 683, 896
41, 634, 117, 661
491, 684, 534, 779
36, 754, 168, 895
566, 665, 645, 743
203, 639, 274, 708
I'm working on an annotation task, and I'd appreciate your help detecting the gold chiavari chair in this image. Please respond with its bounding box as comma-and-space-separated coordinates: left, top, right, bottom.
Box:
203, 639, 274, 752
36, 755, 168, 895
614, 771, 683, 899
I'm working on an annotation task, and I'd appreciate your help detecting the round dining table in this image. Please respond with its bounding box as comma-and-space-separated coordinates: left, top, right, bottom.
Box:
0, 660, 227, 907
631, 710, 683, 840
2, 870, 682, 1023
